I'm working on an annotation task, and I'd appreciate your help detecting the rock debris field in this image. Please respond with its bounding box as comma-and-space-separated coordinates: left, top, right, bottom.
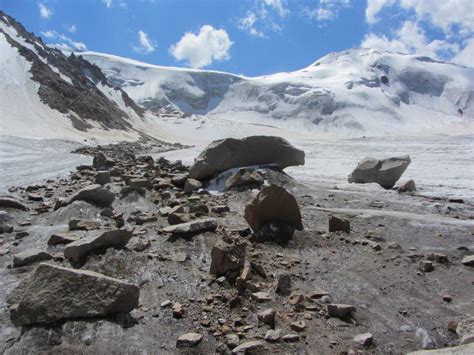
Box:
0, 136, 473, 355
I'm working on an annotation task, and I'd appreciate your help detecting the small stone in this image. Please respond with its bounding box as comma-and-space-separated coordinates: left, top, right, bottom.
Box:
257, 308, 276, 328
184, 179, 202, 193
327, 304, 356, 320
231, 340, 264, 354
160, 300, 173, 308
47, 233, 79, 246
225, 334, 240, 349
288, 292, 305, 306
251, 292, 271, 302
265, 329, 281, 342
290, 320, 306, 332
172, 303, 184, 318
448, 320, 458, 333
420, 260, 434, 272
461, 255, 474, 267
176, 333, 203, 348
353, 333, 373, 346
398, 179, 416, 193
442, 295, 452, 302
282, 334, 300, 342
328, 216, 350, 233
308, 289, 329, 299
275, 274, 291, 295
69, 219, 100, 231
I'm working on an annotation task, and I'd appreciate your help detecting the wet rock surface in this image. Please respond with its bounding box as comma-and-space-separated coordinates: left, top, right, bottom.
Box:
0, 140, 473, 354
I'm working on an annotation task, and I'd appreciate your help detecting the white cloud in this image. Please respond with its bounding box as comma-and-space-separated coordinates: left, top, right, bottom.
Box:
133, 30, 156, 54
263, 0, 290, 17
361, 21, 459, 60
40, 30, 87, 51
170, 25, 233, 68
67, 24, 77, 33
238, 12, 265, 37
366, 0, 474, 34
237, 0, 289, 37
453, 38, 474, 67
304, 0, 351, 23
103, 0, 112, 8
38, 2, 52, 19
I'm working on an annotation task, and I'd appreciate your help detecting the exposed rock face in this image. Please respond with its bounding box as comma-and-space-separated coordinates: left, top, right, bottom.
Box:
64, 229, 133, 263
63, 184, 115, 208
7, 263, 139, 326
162, 218, 218, 236
348, 156, 411, 189
244, 185, 303, 232
0, 12, 143, 132
225, 168, 265, 190
210, 238, 246, 276
189, 136, 305, 180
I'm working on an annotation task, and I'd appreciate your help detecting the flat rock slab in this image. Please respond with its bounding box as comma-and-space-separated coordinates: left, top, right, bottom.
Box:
189, 136, 305, 180
461, 255, 474, 267
7, 263, 139, 326
64, 229, 133, 263
0, 196, 28, 211
13, 249, 52, 267
162, 218, 217, 235
47, 233, 80, 246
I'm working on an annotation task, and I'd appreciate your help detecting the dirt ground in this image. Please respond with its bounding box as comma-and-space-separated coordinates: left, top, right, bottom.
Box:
0, 143, 473, 355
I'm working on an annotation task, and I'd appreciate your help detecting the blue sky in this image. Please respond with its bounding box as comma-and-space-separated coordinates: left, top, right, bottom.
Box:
2, 0, 473, 75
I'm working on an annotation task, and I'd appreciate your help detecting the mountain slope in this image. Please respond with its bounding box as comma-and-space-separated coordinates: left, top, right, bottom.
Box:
0, 12, 149, 141
82, 48, 474, 135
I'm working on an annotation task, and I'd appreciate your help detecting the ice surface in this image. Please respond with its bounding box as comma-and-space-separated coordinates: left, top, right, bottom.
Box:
0, 135, 89, 192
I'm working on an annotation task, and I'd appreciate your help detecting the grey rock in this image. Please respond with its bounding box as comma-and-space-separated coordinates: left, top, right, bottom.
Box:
276, 274, 292, 295
128, 178, 153, 189
231, 340, 264, 354
93, 152, 115, 171
257, 308, 276, 328
225, 334, 240, 349
348, 156, 411, 189
244, 185, 303, 232
457, 317, 474, 345
461, 255, 474, 267
64, 229, 133, 263
398, 179, 416, 193
210, 238, 246, 276
171, 173, 189, 188
95, 171, 110, 185
0, 196, 28, 211
189, 136, 305, 180
415, 328, 435, 349
69, 219, 100, 231
7, 263, 139, 326
327, 304, 356, 319
64, 184, 115, 207
407, 343, 474, 354
162, 218, 217, 235
13, 249, 52, 267
0, 211, 14, 234
265, 329, 281, 342
225, 168, 264, 190
184, 178, 202, 193
353, 332, 373, 346
47, 233, 80, 246
282, 334, 300, 342
328, 215, 350, 233
176, 332, 203, 348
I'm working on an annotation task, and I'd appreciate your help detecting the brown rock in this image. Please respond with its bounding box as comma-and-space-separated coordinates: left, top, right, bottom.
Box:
328, 216, 350, 233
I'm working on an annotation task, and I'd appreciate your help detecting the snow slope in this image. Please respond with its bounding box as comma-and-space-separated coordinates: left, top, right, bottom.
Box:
81, 48, 474, 136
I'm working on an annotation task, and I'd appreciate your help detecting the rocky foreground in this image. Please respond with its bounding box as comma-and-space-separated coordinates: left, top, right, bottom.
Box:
0, 136, 473, 354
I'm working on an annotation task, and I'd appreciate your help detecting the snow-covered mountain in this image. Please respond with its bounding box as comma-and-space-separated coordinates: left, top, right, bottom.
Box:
1, 11, 473, 141
81, 48, 474, 135
0, 12, 159, 142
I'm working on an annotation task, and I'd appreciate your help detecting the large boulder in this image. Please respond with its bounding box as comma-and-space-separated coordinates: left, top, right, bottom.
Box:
244, 185, 303, 232
7, 263, 139, 326
189, 136, 305, 180
64, 229, 133, 263
63, 184, 115, 208
348, 156, 411, 189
